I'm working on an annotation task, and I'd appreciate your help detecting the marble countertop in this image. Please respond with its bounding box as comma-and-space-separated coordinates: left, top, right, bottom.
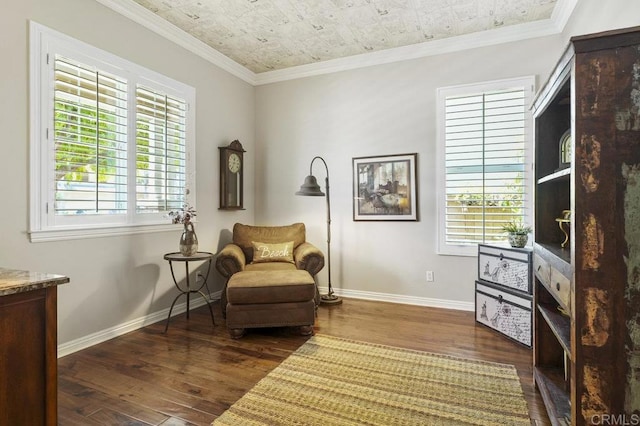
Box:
0, 267, 69, 296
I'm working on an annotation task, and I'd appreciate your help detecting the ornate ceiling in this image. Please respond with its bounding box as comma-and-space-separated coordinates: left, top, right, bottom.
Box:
132, 0, 558, 74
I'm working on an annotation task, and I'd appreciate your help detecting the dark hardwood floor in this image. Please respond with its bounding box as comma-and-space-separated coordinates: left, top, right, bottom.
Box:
58, 298, 551, 425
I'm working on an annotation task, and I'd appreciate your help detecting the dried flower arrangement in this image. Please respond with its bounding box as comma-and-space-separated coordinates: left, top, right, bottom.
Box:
167, 204, 196, 225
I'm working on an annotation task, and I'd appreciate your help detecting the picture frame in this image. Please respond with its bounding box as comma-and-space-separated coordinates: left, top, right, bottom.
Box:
352, 153, 418, 221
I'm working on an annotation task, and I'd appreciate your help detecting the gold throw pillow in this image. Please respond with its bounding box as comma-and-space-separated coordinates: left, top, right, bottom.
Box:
251, 241, 295, 264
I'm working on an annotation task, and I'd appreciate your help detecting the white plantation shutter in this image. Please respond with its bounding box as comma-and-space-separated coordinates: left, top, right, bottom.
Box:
30, 23, 196, 241
135, 86, 187, 213
438, 78, 533, 255
53, 56, 128, 215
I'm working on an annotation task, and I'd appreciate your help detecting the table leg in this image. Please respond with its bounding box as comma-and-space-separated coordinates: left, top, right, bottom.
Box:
194, 289, 215, 325
202, 259, 212, 300
165, 260, 183, 333
164, 293, 183, 333
195, 259, 215, 327
185, 261, 190, 319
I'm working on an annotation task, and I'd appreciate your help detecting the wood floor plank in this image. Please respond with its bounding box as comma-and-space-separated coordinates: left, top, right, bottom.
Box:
59, 376, 172, 425
58, 298, 550, 425
66, 335, 283, 405
86, 407, 153, 426
61, 358, 217, 424
158, 417, 197, 426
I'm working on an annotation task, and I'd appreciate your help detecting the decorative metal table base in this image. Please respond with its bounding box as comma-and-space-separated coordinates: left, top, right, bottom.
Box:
163, 251, 215, 332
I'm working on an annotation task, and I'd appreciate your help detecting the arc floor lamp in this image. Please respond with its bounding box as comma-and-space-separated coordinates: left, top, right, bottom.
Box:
296, 156, 342, 305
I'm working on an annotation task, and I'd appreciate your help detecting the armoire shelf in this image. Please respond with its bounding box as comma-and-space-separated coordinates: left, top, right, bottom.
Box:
534, 367, 572, 425
537, 168, 570, 185
537, 304, 571, 355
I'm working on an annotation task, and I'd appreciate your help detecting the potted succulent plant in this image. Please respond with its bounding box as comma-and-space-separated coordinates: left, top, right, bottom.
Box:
501, 221, 532, 248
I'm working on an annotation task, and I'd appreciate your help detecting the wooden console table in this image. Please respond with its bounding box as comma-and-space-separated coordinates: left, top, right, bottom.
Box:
0, 267, 69, 426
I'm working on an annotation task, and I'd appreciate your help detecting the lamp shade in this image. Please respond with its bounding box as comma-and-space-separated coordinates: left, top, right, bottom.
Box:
296, 175, 325, 196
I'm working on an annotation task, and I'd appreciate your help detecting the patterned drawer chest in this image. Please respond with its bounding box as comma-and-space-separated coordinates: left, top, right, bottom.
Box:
475, 244, 533, 347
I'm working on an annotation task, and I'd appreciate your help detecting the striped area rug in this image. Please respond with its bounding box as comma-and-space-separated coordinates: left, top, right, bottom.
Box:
213, 334, 530, 425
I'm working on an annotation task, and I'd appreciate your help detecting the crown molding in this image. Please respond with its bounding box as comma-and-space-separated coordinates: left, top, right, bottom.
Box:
95, 0, 578, 87
255, 0, 578, 85
93, 0, 257, 85
254, 19, 559, 85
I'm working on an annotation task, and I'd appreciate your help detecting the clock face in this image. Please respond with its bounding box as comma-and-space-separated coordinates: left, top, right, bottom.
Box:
228, 153, 241, 173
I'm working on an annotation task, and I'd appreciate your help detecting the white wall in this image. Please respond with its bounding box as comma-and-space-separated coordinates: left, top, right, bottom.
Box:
1, 0, 254, 347
562, 0, 640, 44
255, 37, 562, 307
254, 0, 640, 307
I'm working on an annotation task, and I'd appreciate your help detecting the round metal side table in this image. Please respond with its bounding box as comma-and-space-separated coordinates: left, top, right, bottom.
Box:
163, 251, 215, 333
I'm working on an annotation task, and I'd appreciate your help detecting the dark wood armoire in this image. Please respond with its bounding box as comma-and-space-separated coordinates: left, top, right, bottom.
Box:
533, 26, 640, 425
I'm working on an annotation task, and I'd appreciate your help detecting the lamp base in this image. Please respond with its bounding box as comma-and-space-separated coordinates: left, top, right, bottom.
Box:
320, 293, 343, 305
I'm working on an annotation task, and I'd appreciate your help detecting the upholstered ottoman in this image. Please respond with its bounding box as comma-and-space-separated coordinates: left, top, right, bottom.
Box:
225, 269, 316, 338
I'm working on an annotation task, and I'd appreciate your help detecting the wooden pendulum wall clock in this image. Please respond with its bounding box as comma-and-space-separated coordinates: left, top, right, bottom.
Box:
219, 140, 245, 210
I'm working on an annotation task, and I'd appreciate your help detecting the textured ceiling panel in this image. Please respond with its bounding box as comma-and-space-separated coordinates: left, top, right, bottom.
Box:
132, 0, 557, 73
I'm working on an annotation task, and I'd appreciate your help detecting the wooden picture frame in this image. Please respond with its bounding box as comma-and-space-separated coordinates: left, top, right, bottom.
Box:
352, 153, 418, 221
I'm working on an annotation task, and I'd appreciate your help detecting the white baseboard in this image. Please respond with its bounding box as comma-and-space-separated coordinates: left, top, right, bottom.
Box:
57, 290, 222, 358
322, 287, 475, 312
58, 288, 473, 357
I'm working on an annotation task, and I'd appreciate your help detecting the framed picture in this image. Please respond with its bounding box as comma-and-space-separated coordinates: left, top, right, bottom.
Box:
352, 153, 418, 221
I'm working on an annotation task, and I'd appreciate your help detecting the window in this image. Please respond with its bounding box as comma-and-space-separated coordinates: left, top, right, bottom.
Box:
53, 56, 129, 219
30, 22, 195, 242
135, 86, 188, 214
436, 77, 534, 256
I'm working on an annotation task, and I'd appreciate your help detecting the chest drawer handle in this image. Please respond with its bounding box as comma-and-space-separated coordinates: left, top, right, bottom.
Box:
498, 295, 503, 303
499, 253, 504, 260
537, 265, 541, 271
556, 282, 561, 291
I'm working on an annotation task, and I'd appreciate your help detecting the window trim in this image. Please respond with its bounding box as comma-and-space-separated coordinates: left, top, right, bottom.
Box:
29, 21, 196, 242
436, 76, 535, 257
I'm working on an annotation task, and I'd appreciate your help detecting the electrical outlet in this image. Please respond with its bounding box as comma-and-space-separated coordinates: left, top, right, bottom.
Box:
426, 271, 434, 282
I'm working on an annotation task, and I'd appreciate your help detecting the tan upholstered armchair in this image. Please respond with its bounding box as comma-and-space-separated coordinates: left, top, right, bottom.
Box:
215, 223, 325, 337
216, 223, 324, 279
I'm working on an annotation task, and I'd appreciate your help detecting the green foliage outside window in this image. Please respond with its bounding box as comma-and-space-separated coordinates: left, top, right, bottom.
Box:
54, 101, 122, 184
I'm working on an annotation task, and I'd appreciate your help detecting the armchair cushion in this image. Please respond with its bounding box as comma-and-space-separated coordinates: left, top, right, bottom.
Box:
227, 270, 315, 305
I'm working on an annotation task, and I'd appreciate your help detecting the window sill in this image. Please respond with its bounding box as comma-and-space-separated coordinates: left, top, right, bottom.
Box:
29, 222, 183, 243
